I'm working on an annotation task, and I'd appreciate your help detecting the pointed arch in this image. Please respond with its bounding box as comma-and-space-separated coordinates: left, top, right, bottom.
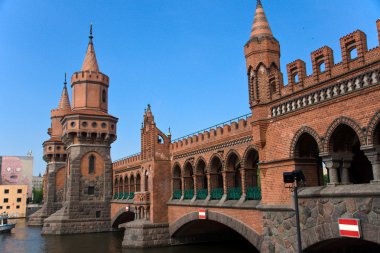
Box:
324, 116, 365, 152
366, 109, 380, 146
208, 153, 224, 173
242, 145, 259, 168
224, 149, 242, 171
290, 126, 322, 158
195, 156, 207, 174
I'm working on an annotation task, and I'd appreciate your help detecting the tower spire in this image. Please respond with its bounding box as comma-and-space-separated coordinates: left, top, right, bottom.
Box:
250, 0, 273, 39
81, 24, 99, 72
58, 73, 71, 111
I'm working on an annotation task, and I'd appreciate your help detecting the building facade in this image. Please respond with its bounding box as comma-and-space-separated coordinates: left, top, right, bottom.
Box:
28, 26, 118, 234
111, 1, 380, 252
33, 1, 380, 252
0, 155, 34, 199
0, 185, 27, 218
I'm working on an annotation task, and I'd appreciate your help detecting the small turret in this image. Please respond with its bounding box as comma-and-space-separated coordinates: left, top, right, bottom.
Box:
244, 0, 282, 106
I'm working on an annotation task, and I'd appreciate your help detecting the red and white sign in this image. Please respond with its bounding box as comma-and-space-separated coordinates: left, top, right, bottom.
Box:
125, 206, 129, 212
338, 218, 361, 238
199, 209, 207, 219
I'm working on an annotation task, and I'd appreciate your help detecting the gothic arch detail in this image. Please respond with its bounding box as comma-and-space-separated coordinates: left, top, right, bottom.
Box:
290, 126, 323, 158
323, 116, 365, 152
366, 109, 380, 146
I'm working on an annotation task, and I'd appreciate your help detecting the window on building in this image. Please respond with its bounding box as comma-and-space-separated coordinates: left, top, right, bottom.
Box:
16, 205, 20, 209
102, 89, 106, 103
17, 198, 22, 203
269, 77, 276, 93
89, 155, 95, 174
96, 210, 101, 218
6, 206, 10, 209
4, 198, 8, 203
349, 48, 358, 60
17, 189, 22, 194
4, 189, 9, 194
88, 186, 95, 195
319, 62, 326, 73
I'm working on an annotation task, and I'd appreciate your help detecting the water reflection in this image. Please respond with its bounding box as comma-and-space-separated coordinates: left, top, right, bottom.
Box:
0, 219, 252, 253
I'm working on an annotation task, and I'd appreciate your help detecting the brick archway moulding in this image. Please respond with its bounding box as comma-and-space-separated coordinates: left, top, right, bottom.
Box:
366, 109, 380, 146
194, 156, 207, 174
289, 126, 323, 158
169, 211, 261, 251
323, 116, 365, 152
241, 145, 260, 169
224, 149, 242, 171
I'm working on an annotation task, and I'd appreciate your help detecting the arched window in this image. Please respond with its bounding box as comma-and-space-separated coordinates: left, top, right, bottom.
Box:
102, 89, 107, 103
89, 155, 95, 174
145, 171, 149, 192
269, 77, 276, 93
136, 174, 141, 192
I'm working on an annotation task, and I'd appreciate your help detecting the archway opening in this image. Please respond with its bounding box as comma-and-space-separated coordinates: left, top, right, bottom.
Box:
111, 211, 135, 229
136, 174, 141, 192
172, 219, 259, 252
183, 162, 194, 199
225, 152, 241, 200
304, 237, 380, 253
172, 164, 182, 199
330, 124, 373, 184
123, 176, 129, 199
195, 159, 208, 200
244, 148, 261, 200
209, 157, 223, 200
130, 175, 135, 199
294, 132, 324, 186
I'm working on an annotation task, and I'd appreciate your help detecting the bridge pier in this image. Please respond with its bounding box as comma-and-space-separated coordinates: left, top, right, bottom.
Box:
120, 220, 170, 248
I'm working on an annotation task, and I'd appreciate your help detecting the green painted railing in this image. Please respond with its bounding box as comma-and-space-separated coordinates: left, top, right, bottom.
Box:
184, 189, 194, 199
210, 188, 223, 200
129, 192, 135, 199
113, 193, 118, 199
196, 189, 208, 200
173, 190, 182, 199
227, 187, 242, 200
246, 187, 261, 200
118, 193, 124, 199
123, 193, 129, 199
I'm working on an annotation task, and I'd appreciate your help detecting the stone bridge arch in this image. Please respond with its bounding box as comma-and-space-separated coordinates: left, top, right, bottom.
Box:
111, 206, 136, 228
169, 211, 261, 251
301, 220, 380, 252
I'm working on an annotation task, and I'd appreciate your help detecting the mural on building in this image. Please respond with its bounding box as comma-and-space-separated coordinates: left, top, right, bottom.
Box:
0, 156, 33, 198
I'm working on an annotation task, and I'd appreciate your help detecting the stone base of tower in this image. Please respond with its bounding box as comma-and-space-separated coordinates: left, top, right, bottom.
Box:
120, 220, 170, 248
27, 203, 62, 226
41, 202, 112, 235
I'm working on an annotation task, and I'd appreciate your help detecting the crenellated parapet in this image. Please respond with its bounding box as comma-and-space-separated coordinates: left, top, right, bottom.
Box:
113, 153, 142, 170
71, 71, 109, 87
276, 22, 380, 100
171, 114, 252, 154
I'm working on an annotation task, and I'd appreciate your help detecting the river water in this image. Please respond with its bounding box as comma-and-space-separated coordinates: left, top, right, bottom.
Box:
0, 219, 253, 253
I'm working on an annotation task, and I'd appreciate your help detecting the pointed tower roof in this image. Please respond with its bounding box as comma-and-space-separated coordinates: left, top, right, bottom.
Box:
57, 73, 71, 110
81, 24, 100, 72
249, 0, 274, 39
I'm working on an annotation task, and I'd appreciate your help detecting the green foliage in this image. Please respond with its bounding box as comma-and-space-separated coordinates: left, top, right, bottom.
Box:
183, 189, 194, 199
227, 187, 242, 200
210, 188, 223, 200
173, 190, 182, 199
323, 174, 329, 185
196, 189, 208, 200
246, 187, 261, 200
32, 188, 43, 204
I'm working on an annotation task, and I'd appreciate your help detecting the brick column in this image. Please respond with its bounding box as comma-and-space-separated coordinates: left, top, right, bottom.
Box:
222, 171, 227, 195
322, 156, 341, 185
241, 168, 246, 195
364, 147, 380, 183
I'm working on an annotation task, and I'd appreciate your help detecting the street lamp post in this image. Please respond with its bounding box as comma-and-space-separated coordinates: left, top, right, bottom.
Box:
283, 170, 305, 253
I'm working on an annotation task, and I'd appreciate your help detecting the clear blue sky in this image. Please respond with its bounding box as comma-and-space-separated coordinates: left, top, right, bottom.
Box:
0, 0, 379, 176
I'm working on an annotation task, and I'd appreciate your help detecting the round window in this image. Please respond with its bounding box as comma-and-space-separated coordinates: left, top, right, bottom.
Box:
82, 121, 88, 127
101, 122, 107, 128
92, 122, 98, 128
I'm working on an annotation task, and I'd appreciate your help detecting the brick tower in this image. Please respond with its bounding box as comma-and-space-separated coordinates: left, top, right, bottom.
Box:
244, 0, 282, 149
28, 76, 71, 226
42, 26, 118, 234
